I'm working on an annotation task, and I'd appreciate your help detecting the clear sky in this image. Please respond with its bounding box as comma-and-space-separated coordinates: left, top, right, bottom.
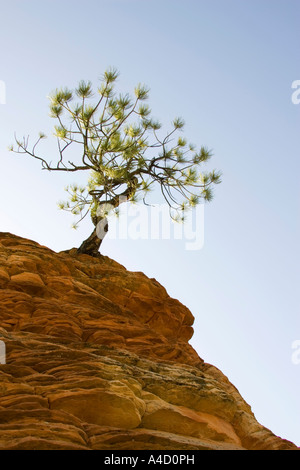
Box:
0, 0, 299, 446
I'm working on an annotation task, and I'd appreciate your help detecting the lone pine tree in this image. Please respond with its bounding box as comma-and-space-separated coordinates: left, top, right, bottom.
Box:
11, 68, 221, 257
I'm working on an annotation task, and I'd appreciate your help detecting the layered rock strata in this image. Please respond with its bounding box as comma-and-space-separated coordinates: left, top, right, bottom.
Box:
0, 232, 297, 450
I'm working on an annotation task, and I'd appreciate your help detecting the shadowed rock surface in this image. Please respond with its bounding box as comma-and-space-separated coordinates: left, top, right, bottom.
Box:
0, 232, 298, 450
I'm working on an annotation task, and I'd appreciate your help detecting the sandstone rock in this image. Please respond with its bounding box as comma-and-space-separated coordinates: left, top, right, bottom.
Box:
0, 232, 298, 450
0, 268, 9, 281
10, 272, 45, 291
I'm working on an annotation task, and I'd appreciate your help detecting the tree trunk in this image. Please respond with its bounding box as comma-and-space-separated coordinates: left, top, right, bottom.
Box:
77, 180, 137, 257
77, 218, 108, 257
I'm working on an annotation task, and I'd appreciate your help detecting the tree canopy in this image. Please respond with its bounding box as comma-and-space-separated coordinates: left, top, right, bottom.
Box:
11, 67, 221, 256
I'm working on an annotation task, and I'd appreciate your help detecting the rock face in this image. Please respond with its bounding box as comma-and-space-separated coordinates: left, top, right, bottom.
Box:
0, 232, 297, 450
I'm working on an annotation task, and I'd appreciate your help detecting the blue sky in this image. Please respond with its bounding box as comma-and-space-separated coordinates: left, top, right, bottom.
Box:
0, 0, 299, 446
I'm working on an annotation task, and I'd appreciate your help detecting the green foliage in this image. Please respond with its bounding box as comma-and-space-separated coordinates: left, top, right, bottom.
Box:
134, 83, 150, 100
12, 67, 221, 229
75, 80, 93, 99
49, 104, 63, 118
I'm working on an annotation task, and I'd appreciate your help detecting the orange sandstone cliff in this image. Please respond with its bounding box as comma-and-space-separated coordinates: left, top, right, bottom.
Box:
0, 232, 297, 450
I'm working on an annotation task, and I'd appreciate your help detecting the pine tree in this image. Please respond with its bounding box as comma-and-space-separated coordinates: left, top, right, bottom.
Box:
11, 68, 221, 257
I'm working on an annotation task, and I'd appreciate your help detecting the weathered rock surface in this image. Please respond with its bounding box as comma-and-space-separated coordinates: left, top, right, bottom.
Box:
0, 232, 297, 450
